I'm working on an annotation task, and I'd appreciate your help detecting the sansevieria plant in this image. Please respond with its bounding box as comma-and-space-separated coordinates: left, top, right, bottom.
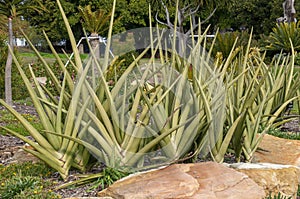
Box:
0, 0, 94, 179
219, 35, 300, 162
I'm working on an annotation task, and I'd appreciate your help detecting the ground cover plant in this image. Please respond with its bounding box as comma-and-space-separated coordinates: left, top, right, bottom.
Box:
268, 127, 300, 140
0, 0, 300, 197
0, 162, 60, 199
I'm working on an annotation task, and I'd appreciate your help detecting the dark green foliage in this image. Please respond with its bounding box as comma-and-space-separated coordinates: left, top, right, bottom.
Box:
23, 0, 80, 44
210, 0, 300, 36
211, 31, 255, 58
94, 167, 129, 190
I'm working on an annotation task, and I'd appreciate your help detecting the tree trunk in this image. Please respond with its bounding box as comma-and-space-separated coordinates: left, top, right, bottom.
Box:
90, 33, 100, 60
89, 33, 100, 85
5, 17, 13, 106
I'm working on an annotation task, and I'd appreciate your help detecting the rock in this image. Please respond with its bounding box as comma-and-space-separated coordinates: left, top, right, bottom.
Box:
253, 134, 300, 166
64, 197, 113, 199
99, 163, 199, 198
98, 162, 266, 199
11, 146, 40, 164
36, 77, 47, 85
229, 163, 300, 198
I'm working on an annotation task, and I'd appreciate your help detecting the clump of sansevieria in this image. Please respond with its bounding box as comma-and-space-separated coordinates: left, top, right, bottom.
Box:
185, 28, 300, 163
74, 31, 211, 171
71, 8, 228, 171
214, 34, 300, 162
0, 0, 95, 179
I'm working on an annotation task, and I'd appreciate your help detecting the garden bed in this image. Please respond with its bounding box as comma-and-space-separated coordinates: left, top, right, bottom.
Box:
1, 102, 300, 198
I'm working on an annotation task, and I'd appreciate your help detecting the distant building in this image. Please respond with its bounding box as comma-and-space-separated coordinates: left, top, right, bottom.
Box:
14, 37, 26, 47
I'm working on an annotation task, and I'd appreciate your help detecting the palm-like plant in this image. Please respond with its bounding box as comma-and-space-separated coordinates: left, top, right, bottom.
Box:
0, 0, 45, 105
78, 5, 112, 37
78, 5, 113, 59
265, 22, 300, 52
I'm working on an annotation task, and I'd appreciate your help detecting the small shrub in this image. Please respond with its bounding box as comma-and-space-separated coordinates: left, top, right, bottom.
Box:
106, 50, 138, 84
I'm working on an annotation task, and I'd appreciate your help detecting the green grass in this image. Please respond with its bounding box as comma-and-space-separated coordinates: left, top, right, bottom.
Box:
19, 51, 89, 65
20, 52, 68, 59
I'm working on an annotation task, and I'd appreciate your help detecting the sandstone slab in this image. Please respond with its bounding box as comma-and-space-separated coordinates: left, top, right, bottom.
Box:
64, 197, 113, 199
98, 162, 265, 199
253, 134, 300, 166
229, 163, 300, 199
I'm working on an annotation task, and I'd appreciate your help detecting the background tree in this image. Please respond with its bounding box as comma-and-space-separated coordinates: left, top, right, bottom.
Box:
0, 15, 38, 100
0, 0, 45, 105
209, 0, 300, 36
24, 0, 149, 51
16, 0, 298, 55
23, 0, 79, 48
149, 0, 232, 55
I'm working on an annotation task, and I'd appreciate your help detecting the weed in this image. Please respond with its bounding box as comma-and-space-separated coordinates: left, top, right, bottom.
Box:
88, 167, 129, 191
0, 162, 55, 181
0, 162, 60, 199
